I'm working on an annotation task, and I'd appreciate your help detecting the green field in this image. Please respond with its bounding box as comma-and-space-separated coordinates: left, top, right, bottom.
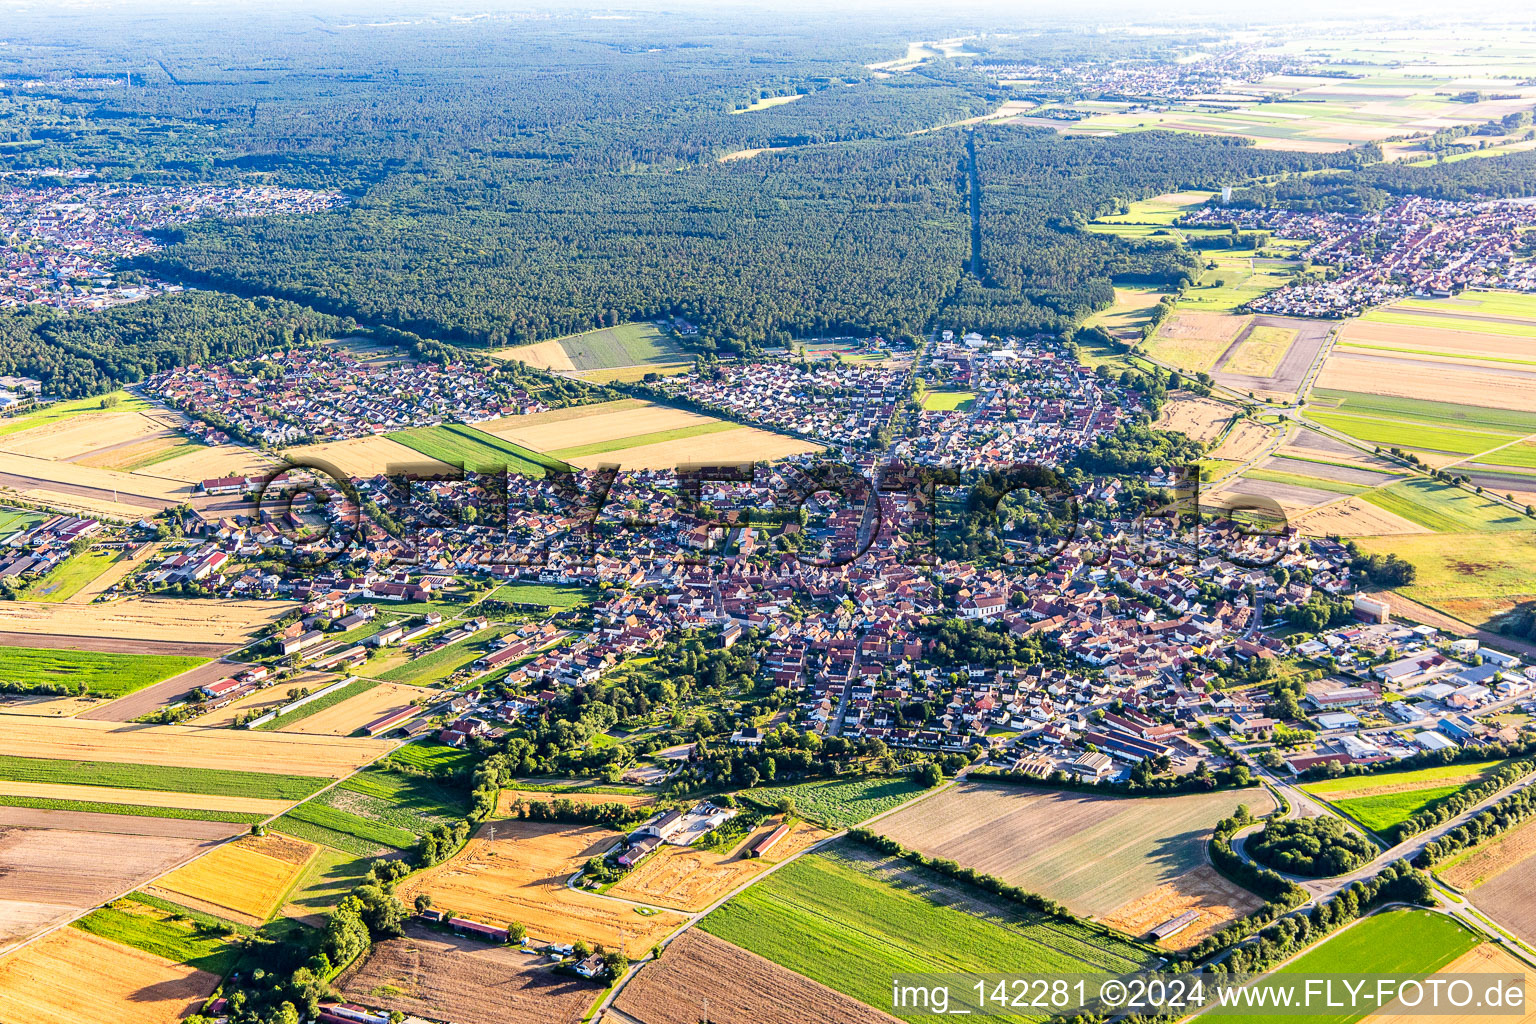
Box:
280, 847, 377, 919
322, 767, 468, 837
921, 390, 978, 412
74, 897, 244, 975
19, 549, 122, 603
0, 507, 45, 540
375, 626, 509, 685
386, 741, 479, 776
552, 322, 688, 371
546, 420, 741, 460
485, 581, 593, 608
388, 423, 569, 478
1241, 468, 1363, 496
0, 793, 266, 824
701, 847, 1155, 1023
1354, 531, 1536, 628
0, 391, 147, 439
1307, 389, 1536, 458
282, 799, 417, 850
1303, 760, 1510, 834
1306, 411, 1516, 458
1180, 260, 1295, 312
0, 645, 205, 698
1359, 479, 1536, 533
1248, 910, 1481, 1024
258, 677, 380, 731
272, 815, 393, 857
0, 753, 329, 801
738, 775, 929, 828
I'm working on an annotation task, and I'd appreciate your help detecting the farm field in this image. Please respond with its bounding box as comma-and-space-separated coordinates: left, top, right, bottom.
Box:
492, 321, 688, 372
320, 767, 470, 840
151, 832, 317, 926
1263, 910, 1481, 1024
395, 818, 687, 957
0, 925, 220, 1024
873, 782, 1272, 922
1301, 760, 1509, 833
1306, 388, 1536, 465
337, 922, 599, 1024
1360, 479, 1536, 534
738, 775, 929, 828
699, 845, 1156, 1024
564, 425, 819, 469
1292, 497, 1428, 538
0, 644, 205, 698
387, 423, 566, 478
0, 752, 331, 801
0, 404, 172, 460
1222, 327, 1299, 379
0, 391, 150, 439
147, 442, 283, 484
0, 780, 291, 817
1207, 418, 1271, 463
17, 548, 121, 602
1097, 864, 1263, 950
281, 434, 449, 479
371, 627, 512, 686
484, 581, 593, 608
1365, 944, 1536, 1024
1354, 531, 1536, 628
1441, 814, 1536, 892
479, 401, 720, 454
575, 361, 692, 383
1445, 816, 1536, 945
74, 893, 244, 975
0, 595, 293, 644
1080, 286, 1172, 345
1316, 349, 1536, 415
615, 928, 902, 1024
389, 740, 479, 776
0, 822, 220, 952
1155, 395, 1233, 444
281, 846, 376, 923
1143, 311, 1248, 373
1212, 316, 1330, 398
276, 680, 438, 736
0, 715, 390, 777
608, 817, 831, 911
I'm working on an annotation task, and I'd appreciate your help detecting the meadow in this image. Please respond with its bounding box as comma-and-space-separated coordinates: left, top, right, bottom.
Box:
321, 766, 468, 838
0, 645, 205, 698
1360, 479, 1535, 534
280, 800, 418, 851
386, 740, 479, 776
0, 753, 330, 801
921, 390, 978, 412
738, 775, 929, 828
1353, 531, 1536, 628
0, 507, 45, 539
280, 846, 376, 920
700, 847, 1155, 1023
485, 581, 593, 608
388, 423, 567, 478
74, 896, 244, 975
374, 628, 509, 685
1302, 760, 1509, 834
18, 549, 122, 603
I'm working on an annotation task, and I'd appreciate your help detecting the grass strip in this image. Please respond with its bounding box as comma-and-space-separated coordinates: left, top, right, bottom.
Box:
0, 793, 267, 824
0, 753, 329, 801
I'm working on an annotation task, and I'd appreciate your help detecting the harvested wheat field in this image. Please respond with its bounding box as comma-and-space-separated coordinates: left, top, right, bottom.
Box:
0, 824, 218, 951
151, 832, 317, 926
875, 782, 1272, 917
1366, 944, 1532, 1024
0, 451, 191, 502
282, 435, 452, 480
1448, 820, 1536, 945
1293, 497, 1428, 537
608, 818, 831, 911
0, 780, 291, 817
280, 681, 441, 736
0, 926, 219, 1024
0, 408, 175, 461
567, 429, 820, 470
490, 338, 577, 371
72, 434, 184, 472
479, 402, 716, 452
0, 596, 292, 644
616, 928, 901, 1024
1097, 864, 1262, 949
1342, 318, 1536, 363
1443, 816, 1536, 891
0, 692, 100, 718
150, 443, 285, 484
0, 484, 153, 520
1317, 352, 1536, 414
337, 922, 598, 1024
1208, 419, 1272, 463
396, 819, 687, 957
1155, 396, 1234, 443
1144, 312, 1249, 373
479, 399, 647, 433
0, 717, 390, 777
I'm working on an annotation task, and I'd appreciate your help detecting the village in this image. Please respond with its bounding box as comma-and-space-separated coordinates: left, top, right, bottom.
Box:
0, 175, 346, 310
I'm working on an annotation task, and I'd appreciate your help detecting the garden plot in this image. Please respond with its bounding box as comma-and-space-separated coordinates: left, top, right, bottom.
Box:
395, 818, 687, 957
873, 782, 1272, 918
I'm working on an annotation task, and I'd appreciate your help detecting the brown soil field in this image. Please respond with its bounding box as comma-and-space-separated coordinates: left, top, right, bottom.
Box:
0, 781, 292, 816
874, 782, 1272, 917
148, 443, 285, 484
337, 922, 597, 1024
0, 926, 220, 1024
0, 481, 154, 520
0, 630, 229, 660
0, 693, 101, 718
479, 403, 718, 452
0, 450, 191, 503
1208, 419, 1272, 462
567, 428, 820, 470
0, 717, 391, 777
607, 818, 831, 911
0, 409, 175, 461
1099, 864, 1265, 949
1317, 351, 1536, 414
1366, 944, 1534, 1024
490, 338, 578, 371
280, 681, 441, 736
0, 824, 218, 951
616, 928, 902, 1024
1445, 816, 1536, 891
1256, 455, 1394, 487
0, 596, 293, 644
1469, 850, 1536, 946
1212, 315, 1331, 397
1155, 396, 1234, 443
395, 819, 687, 957
0, 806, 245, 840
281, 435, 452, 480
152, 832, 317, 925
1292, 496, 1428, 537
